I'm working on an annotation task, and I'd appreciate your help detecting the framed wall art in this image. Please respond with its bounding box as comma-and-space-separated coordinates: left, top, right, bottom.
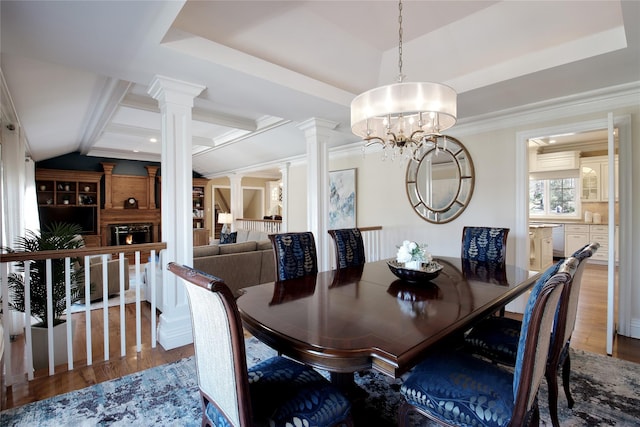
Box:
329, 168, 356, 229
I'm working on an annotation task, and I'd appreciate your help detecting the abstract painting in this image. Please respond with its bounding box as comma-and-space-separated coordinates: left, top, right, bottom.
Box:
329, 168, 356, 228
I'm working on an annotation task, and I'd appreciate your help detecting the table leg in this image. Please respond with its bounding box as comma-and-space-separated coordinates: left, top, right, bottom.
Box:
330, 372, 368, 400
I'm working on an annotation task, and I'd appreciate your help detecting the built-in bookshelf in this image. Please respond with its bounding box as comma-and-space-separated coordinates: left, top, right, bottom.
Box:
35, 169, 103, 246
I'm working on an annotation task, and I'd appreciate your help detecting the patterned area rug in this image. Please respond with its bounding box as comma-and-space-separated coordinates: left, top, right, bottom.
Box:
2, 337, 639, 426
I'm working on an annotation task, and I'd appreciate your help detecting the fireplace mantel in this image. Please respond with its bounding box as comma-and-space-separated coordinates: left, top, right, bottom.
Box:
100, 163, 161, 246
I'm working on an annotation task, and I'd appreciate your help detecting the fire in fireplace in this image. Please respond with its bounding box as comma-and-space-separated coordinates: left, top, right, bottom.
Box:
111, 224, 152, 246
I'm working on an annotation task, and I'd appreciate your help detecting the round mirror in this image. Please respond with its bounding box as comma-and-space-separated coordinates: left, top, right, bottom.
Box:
406, 135, 475, 224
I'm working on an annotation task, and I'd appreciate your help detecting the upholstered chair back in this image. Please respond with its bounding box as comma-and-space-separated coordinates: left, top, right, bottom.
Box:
461, 226, 509, 263
269, 232, 318, 281
168, 263, 251, 427
512, 272, 568, 419
556, 242, 599, 356
328, 228, 365, 268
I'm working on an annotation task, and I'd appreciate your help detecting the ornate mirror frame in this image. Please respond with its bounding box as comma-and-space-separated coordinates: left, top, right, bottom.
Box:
406, 135, 475, 224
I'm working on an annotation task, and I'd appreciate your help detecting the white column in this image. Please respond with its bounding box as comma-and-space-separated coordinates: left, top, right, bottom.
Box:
297, 118, 338, 271
148, 75, 205, 350
229, 173, 243, 231
279, 162, 290, 233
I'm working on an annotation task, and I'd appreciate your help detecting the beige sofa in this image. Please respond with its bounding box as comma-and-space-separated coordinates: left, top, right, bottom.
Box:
143, 236, 275, 311
75, 255, 129, 302
193, 240, 275, 297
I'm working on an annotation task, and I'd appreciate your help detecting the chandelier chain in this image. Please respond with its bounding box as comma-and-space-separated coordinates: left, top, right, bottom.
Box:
398, 0, 404, 82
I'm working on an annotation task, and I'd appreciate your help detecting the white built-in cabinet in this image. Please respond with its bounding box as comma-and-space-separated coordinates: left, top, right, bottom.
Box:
581, 155, 618, 201
565, 223, 619, 263
529, 227, 553, 271
529, 151, 580, 172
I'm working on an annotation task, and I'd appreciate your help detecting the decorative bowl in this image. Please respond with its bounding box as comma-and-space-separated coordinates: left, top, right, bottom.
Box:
387, 260, 443, 284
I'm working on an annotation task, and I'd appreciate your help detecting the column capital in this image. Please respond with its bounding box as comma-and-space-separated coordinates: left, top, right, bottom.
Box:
147, 75, 205, 106
297, 118, 339, 136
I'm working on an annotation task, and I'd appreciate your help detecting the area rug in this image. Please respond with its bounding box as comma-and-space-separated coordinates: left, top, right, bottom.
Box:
2, 337, 639, 426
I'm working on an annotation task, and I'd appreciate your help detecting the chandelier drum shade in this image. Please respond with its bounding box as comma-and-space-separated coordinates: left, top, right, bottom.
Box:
351, 0, 457, 160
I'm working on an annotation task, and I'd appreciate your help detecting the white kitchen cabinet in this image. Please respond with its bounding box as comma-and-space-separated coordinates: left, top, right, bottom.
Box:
581, 160, 600, 201
581, 155, 618, 201
530, 151, 580, 172
589, 224, 608, 262
565, 223, 618, 263
529, 226, 553, 271
564, 224, 590, 257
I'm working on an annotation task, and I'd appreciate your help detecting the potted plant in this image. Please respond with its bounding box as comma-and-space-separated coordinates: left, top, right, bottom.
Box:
3, 222, 85, 369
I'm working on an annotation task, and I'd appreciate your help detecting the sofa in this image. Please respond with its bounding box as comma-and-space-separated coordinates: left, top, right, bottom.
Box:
193, 240, 275, 297
143, 230, 275, 311
210, 228, 269, 245
86, 256, 129, 302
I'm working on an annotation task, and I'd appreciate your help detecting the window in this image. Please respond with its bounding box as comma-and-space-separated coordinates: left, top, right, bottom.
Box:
529, 177, 579, 218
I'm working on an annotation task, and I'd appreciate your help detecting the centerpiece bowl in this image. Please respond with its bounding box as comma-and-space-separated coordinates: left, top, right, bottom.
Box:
387, 260, 443, 284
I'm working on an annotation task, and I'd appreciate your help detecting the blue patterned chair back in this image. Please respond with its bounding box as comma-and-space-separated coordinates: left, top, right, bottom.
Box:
552, 242, 599, 359
461, 226, 509, 263
512, 271, 568, 416
269, 232, 319, 281
328, 228, 365, 269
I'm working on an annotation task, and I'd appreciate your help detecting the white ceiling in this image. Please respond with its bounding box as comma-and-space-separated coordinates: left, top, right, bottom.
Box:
1, 1, 638, 178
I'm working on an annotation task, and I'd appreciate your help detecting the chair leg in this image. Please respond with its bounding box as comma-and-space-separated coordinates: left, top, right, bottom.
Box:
545, 369, 561, 427
562, 352, 575, 409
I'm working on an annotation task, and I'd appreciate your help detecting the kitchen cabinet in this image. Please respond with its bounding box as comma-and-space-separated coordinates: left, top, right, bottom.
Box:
581, 155, 618, 201
565, 223, 618, 263
564, 224, 590, 257
529, 226, 553, 271
530, 151, 580, 172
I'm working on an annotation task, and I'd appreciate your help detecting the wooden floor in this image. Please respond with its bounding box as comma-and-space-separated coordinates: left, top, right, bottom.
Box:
3, 263, 639, 411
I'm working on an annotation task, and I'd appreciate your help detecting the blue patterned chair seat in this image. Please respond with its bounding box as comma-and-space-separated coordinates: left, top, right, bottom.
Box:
399, 267, 570, 427
206, 356, 351, 427
401, 352, 515, 427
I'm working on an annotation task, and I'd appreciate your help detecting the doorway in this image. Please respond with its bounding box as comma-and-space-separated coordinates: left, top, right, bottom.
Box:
515, 115, 633, 353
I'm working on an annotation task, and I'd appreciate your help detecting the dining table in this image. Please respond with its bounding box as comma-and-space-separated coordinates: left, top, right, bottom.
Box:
237, 257, 541, 389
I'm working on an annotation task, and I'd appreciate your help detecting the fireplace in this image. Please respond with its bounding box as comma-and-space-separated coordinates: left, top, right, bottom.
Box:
111, 224, 153, 246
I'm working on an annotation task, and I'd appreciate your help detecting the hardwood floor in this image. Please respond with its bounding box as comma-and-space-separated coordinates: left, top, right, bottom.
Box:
3, 263, 639, 411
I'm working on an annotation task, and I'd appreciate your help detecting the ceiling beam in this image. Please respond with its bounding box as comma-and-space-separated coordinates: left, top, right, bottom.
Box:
121, 93, 258, 131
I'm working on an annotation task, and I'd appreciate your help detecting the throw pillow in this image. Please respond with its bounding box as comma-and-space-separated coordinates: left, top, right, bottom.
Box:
220, 232, 237, 244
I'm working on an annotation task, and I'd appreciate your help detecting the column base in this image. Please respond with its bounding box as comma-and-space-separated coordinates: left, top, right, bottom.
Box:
157, 304, 193, 350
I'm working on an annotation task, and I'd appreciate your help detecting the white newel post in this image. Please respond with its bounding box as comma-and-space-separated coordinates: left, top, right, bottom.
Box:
297, 118, 337, 272
148, 75, 205, 350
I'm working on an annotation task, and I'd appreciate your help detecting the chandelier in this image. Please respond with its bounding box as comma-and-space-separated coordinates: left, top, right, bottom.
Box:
350, 0, 457, 161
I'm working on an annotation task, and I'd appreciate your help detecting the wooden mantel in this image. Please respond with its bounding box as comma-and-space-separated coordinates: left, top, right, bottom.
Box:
100, 163, 161, 246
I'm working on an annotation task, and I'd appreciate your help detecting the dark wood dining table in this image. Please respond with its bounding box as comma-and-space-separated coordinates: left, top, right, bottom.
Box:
237, 257, 540, 386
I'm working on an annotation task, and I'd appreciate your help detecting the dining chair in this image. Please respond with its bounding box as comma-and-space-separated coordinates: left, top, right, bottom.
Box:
328, 228, 366, 269
462, 243, 598, 427
269, 232, 318, 281
461, 226, 510, 263
168, 262, 353, 427
398, 269, 570, 427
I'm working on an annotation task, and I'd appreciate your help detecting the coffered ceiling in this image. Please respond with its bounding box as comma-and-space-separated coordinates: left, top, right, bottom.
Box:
1, 1, 638, 178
